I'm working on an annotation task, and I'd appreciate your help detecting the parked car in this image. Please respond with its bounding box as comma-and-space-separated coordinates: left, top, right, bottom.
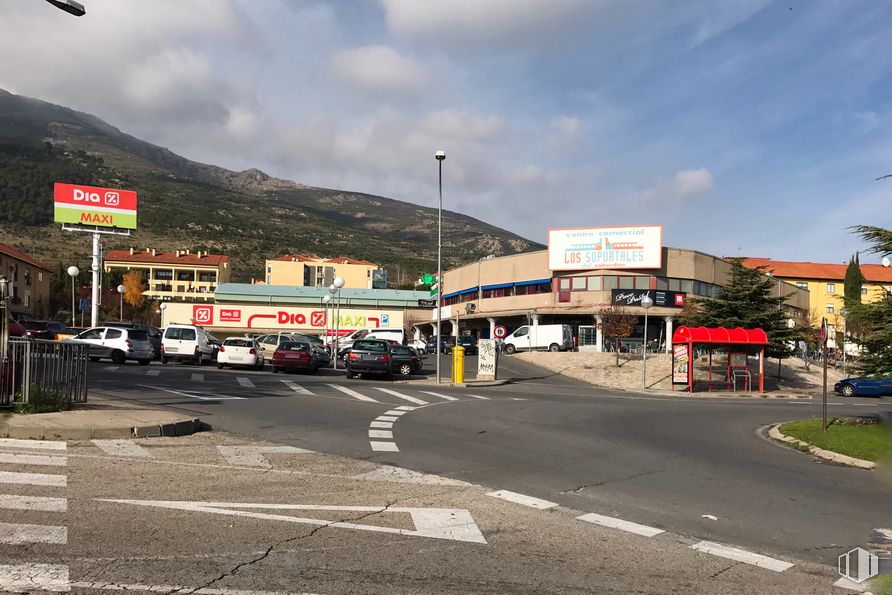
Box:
271, 341, 319, 374
256, 332, 311, 359
64, 326, 154, 365
106, 321, 162, 358
834, 377, 892, 397
391, 345, 422, 376
438, 336, 457, 354
345, 338, 393, 380
161, 324, 215, 365
407, 339, 427, 353
207, 333, 222, 360
8, 319, 25, 338
19, 320, 56, 340
444, 336, 478, 355
217, 337, 264, 370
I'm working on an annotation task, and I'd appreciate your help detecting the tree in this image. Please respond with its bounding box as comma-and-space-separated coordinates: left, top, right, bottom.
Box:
122, 270, 145, 310
849, 225, 892, 376
597, 305, 638, 367
682, 258, 800, 376
843, 253, 864, 309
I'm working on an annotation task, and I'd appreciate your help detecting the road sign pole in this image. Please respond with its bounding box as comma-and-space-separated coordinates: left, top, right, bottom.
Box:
91, 232, 100, 327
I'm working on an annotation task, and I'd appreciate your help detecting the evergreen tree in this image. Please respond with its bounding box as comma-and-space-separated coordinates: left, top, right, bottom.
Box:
849, 225, 892, 376
843, 253, 864, 308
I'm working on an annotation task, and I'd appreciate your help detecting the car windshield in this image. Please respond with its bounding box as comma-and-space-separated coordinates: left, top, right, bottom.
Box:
279, 342, 309, 352
353, 340, 388, 352
128, 330, 149, 341
21, 321, 48, 330
224, 339, 253, 347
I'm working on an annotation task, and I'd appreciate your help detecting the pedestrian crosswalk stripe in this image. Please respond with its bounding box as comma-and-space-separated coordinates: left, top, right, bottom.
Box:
383, 410, 408, 416
92, 440, 151, 458
395, 405, 414, 411
370, 441, 399, 452
281, 380, 313, 395
0, 564, 69, 592
0, 439, 66, 451
0, 471, 66, 487
419, 391, 458, 401
328, 384, 379, 402
0, 522, 67, 545
105, 366, 119, 372
0, 495, 67, 512
191, 373, 204, 382
0, 453, 67, 467
375, 416, 399, 422
370, 421, 393, 429
373, 388, 428, 405
368, 430, 393, 439
237, 377, 255, 388
467, 394, 490, 400
146, 369, 161, 376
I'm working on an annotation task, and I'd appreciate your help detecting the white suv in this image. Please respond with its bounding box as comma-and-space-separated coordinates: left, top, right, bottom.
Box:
161, 324, 215, 365
217, 337, 264, 370
64, 326, 155, 365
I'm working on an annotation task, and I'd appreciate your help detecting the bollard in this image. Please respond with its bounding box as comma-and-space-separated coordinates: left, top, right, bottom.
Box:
451, 345, 465, 383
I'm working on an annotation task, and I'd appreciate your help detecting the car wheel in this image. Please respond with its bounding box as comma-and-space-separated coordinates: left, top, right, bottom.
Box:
272, 366, 280, 374
399, 363, 412, 376
160, 355, 167, 365
111, 350, 126, 365
505, 344, 516, 354
217, 363, 224, 369
89, 356, 100, 363
137, 359, 151, 366
841, 384, 855, 397
345, 370, 354, 379
549, 343, 560, 352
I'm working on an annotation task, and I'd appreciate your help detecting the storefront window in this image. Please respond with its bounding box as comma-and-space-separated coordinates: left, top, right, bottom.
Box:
680, 279, 693, 294
588, 276, 602, 291
571, 277, 587, 291
559, 278, 571, 291
603, 276, 618, 291
655, 277, 669, 290
668, 278, 681, 291
634, 276, 651, 289
618, 276, 634, 289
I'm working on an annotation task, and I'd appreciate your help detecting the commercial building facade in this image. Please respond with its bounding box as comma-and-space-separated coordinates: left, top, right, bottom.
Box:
263, 255, 387, 289
0, 242, 51, 319
104, 248, 231, 302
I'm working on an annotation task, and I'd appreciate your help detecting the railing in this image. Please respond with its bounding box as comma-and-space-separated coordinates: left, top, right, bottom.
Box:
0, 339, 89, 406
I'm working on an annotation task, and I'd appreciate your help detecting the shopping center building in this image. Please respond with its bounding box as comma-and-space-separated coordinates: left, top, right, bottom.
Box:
407, 226, 810, 352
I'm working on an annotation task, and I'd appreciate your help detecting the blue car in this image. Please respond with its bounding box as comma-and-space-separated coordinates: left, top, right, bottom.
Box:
834, 377, 892, 397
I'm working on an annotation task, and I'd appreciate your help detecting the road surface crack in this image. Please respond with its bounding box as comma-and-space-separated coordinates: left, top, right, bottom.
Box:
560, 469, 662, 493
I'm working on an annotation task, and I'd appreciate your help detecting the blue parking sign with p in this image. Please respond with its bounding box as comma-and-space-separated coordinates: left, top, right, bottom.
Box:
381, 314, 389, 326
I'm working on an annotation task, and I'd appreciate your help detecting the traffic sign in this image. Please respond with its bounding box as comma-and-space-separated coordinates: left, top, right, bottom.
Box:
78, 298, 90, 313
494, 325, 507, 339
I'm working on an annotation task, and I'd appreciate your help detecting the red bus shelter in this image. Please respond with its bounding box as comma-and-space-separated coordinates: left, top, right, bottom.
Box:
671, 326, 768, 394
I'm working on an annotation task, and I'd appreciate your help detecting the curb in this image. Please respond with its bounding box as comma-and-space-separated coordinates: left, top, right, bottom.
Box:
768, 424, 876, 470
393, 379, 511, 388
0, 418, 205, 441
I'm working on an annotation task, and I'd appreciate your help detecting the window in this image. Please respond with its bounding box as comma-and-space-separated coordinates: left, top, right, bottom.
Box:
38, 272, 43, 282
267, 266, 272, 273
155, 269, 173, 280
24, 271, 31, 286
559, 278, 571, 291
80, 329, 103, 340
826, 304, 834, 313
635, 276, 651, 290
668, 278, 681, 292
514, 327, 528, 337
862, 286, 868, 296
571, 277, 587, 291
177, 271, 195, 281
603, 276, 618, 291
618, 276, 634, 289
105, 329, 122, 339
655, 277, 669, 291
796, 282, 807, 290
588, 276, 602, 291
827, 283, 835, 293
680, 279, 693, 294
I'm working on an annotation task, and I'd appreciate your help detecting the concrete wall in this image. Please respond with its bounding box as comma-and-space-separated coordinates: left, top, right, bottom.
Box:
0, 252, 50, 318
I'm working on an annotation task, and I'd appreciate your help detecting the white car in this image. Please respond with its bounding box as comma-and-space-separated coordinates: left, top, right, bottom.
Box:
64, 326, 154, 365
161, 324, 215, 365
217, 337, 264, 370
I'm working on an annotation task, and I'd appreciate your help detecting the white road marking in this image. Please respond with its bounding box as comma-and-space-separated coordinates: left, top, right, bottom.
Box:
383, 410, 409, 416
280, 380, 313, 395
0, 438, 66, 451
0, 453, 67, 467
370, 441, 400, 452
467, 394, 491, 400
395, 405, 415, 411
702, 514, 719, 521
92, 439, 151, 458
354, 465, 473, 487
216, 445, 313, 468
368, 430, 393, 439
376, 415, 399, 422
373, 388, 428, 405
419, 391, 458, 401
328, 384, 379, 402
68, 581, 294, 595
0, 494, 67, 512
237, 377, 255, 388
137, 384, 246, 400
104, 366, 119, 372
191, 373, 205, 382
146, 369, 161, 376
101, 499, 487, 543
0, 564, 69, 592
0, 471, 67, 487
486, 490, 558, 510
690, 540, 794, 572
576, 512, 665, 537
0, 522, 67, 545
369, 421, 393, 429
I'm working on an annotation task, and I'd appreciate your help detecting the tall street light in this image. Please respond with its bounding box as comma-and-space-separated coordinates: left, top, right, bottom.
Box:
67, 266, 79, 326
45, 0, 85, 16
641, 293, 654, 390
322, 294, 332, 352
435, 149, 445, 384
329, 277, 345, 369
117, 284, 125, 321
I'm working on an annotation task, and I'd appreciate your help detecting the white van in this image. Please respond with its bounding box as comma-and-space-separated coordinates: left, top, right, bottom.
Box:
161, 323, 215, 365
364, 328, 406, 345
502, 324, 574, 354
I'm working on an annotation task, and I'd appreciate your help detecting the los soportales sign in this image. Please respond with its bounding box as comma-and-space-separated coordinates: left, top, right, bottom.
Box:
54, 183, 137, 230
548, 225, 662, 271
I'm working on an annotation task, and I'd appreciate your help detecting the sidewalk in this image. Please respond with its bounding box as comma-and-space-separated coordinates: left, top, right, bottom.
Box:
0, 393, 203, 440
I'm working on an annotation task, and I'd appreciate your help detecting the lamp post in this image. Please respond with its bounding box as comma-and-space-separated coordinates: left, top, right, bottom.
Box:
322, 294, 332, 353
329, 276, 345, 369
0, 276, 9, 361
158, 302, 167, 327
641, 293, 654, 390
839, 307, 847, 377
117, 284, 125, 321
67, 266, 79, 327
435, 149, 445, 384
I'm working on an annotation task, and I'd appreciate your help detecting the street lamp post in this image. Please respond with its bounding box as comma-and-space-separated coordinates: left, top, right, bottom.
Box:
329, 277, 345, 370
0, 276, 9, 362
435, 149, 445, 384
67, 266, 79, 327
641, 293, 654, 390
840, 307, 847, 377
322, 294, 332, 353
328, 285, 338, 369
117, 284, 125, 321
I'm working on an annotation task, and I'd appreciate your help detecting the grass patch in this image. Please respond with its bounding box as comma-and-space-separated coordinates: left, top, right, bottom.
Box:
779, 418, 892, 463
13, 384, 72, 414
872, 574, 892, 595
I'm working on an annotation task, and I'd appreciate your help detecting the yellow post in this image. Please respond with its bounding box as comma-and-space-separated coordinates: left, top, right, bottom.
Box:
452, 345, 465, 383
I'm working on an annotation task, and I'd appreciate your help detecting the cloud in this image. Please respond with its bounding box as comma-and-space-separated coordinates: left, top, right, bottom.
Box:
671, 167, 714, 197
690, 0, 772, 47
552, 116, 579, 136
331, 45, 430, 94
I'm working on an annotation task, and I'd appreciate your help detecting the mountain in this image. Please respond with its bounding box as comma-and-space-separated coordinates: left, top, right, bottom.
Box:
0, 89, 543, 284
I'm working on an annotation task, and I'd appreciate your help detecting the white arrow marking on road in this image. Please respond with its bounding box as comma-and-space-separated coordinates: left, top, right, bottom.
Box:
0, 471, 66, 487
0, 438, 66, 451
99, 500, 487, 543
92, 440, 151, 458
280, 380, 313, 395
216, 445, 313, 468
137, 385, 246, 400
0, 522, 67, 545
419, 391, 458, 401
0, 453, 66, 467
373, 388, 428, 405
0, 564, 69, 593
237, 377, 255, 388
577, 512, 664, 537
690, 540, 793, 572
328, 384, 379, 402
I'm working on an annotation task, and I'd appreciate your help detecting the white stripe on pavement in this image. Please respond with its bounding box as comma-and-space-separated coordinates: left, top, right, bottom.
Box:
370, 441, 399, 452
280, 380, 313, 395
419, 391, 459, 401
68, 580, 294, 594
576, 512, 664, 537
0, 453, 67, 467
395, 405, 415, 411
833, 576, 870, 592
0, 494, 67, 512
137, 385, 246, 400
0, 522, 67, 545
690, 541, 794, 572
92, 440, 151, 458
368, 430, 393, 439
191, 373, 204, 382
369, 421, 393, 429
467, 394, 490, 400
0, 471, 67, 487
104, 366, 119, 372
383, 410, 409, 416
0, 438, 66, 451
146, 369, 161, 376
0, 564, 69, 593
328, 384, 379, 402
376, 416, 399, 422
486, 490, 558, 510
373, 388, 428, 405
237, 377, 255, 388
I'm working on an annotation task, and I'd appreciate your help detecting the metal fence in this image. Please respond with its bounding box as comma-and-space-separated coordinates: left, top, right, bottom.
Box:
0, 339, 89, 406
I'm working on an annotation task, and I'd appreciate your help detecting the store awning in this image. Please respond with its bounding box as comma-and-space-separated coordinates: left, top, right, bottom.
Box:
672, 326, 768, 345
459, 287, 478, 295
515, 278, 552, 287
481, 282, 513, 291
442, 291, 460, 300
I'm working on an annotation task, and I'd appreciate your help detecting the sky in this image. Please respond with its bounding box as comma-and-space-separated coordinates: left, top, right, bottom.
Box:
2, 0, 892, 265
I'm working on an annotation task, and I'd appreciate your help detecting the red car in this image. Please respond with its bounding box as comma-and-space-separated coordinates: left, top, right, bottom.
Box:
8, 319, 25, 337
271, 341, 319, 374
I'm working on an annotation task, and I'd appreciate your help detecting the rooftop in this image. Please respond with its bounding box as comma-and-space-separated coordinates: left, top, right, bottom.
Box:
106, 249, 230, 267
741, 258, 892, 283
0, 242, 51, 271
213, 283, 430, 307
270, 254, 378, 266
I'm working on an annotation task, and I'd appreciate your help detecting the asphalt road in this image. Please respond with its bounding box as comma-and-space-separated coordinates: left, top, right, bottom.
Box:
87, 357, 892, 574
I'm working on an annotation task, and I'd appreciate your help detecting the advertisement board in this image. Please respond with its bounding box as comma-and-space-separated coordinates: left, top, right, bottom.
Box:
611, 289, 686, 308
548, 225, 662, 271
54, 183, 138, 230
672, 344, 689, 384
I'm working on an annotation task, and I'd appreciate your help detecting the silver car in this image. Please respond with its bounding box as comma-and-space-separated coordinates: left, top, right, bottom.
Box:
64, 326, 155, 365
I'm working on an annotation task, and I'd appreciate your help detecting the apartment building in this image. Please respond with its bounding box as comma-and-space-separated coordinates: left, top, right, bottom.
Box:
0, 242, 51, 318
263, 254, 387, 289
104, 248, 231, 302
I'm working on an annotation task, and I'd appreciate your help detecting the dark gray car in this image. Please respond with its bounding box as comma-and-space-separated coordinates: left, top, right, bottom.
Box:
345, 339, 393, 380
